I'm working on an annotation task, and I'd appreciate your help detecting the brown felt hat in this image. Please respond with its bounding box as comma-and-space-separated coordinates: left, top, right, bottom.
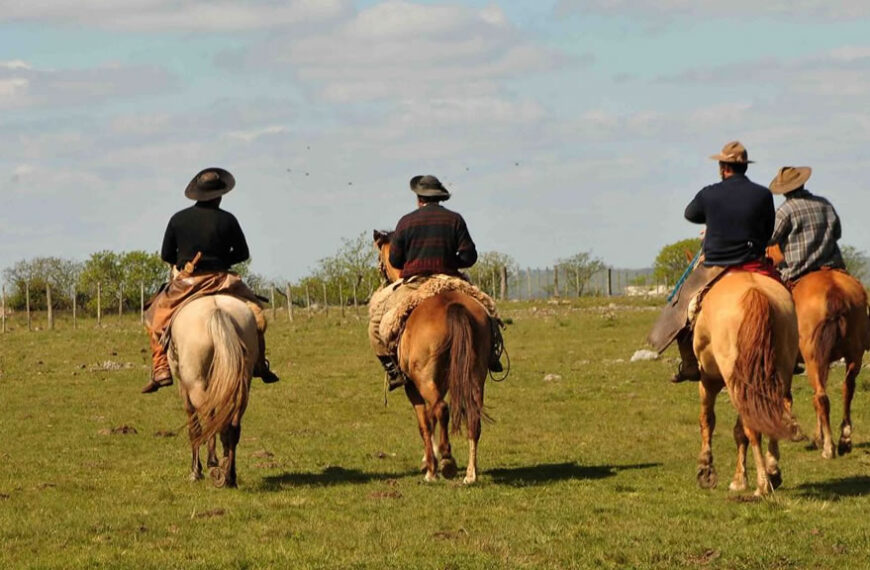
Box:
184, 167, 235, 201
769, 166, 812, 195
410, 174, 451, 199
709, 141, 754, 164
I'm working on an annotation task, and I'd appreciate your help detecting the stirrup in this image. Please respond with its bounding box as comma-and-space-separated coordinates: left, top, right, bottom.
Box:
141, 374, 173, 394
670, 362, 701, 383
255, 358, 280, 383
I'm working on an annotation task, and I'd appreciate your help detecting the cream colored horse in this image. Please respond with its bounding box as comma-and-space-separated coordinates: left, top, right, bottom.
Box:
693, 271, 798, 496
168, 295, 258, 488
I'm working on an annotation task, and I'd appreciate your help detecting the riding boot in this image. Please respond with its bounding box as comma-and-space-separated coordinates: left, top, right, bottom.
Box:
489, 353, 504, 373
253, 331, 280, 384
670, 329, 701, 383
489, 319, 504, 372
142, 334, 173, 393
377, 355, 406, 391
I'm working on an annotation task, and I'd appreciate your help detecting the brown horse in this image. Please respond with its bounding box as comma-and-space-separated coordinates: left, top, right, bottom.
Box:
373, 231, 492, 484
168, 295, 258, 487
767, 245, 870, 458
693, 271, 798, 495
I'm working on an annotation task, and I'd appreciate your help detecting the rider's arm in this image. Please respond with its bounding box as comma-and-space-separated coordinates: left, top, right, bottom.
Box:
769, 207, 790, 246
160, 220, 178, 266
389, 230, 406, 269
684, 190, 706, 224
225, 214, 250, 265
455, 217, 477, 268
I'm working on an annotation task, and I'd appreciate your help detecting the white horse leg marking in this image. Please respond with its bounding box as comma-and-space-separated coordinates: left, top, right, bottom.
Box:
463, 438, 478, 485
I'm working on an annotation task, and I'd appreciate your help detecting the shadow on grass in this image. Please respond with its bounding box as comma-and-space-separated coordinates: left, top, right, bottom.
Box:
794, 476, 870, 501
259, 466, 419, 490
488, 462, 661, 486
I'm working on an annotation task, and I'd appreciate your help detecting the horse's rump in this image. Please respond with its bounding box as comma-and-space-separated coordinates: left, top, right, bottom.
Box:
730, 287, 791, 439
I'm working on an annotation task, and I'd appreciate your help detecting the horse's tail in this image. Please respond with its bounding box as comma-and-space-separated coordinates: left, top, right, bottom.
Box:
446, 303, 488, 435
730, 288, 791, 439
811, 282, 849, 364
192, 308, 250, 448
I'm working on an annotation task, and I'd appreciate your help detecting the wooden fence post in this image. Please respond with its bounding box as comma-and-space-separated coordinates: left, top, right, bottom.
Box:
339, 282, 345, 319
322, 282, 328, 317
306, 285, 311, 319
1, 285, 6, 334
72, 285, 77, 330
352, 280, 359, 317
286, 284, 294, 322
607, 268, 613, 296
270, 286, 276, 320
526, 268, 532, 300
46, 283, 54, 330
26, 282, 31, 331
140, 282, 145, 325
97, 281, 102, 326
553, 266, 560, 298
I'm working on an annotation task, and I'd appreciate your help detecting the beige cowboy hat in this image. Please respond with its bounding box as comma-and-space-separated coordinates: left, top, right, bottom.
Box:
769, 166, 812, 195
709, 140, 754, 164
184, 167, 236, 201
410, 174, 451, 199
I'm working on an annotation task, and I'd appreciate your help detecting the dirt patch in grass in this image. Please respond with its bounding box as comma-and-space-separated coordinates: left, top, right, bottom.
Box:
193, 508, 226, 519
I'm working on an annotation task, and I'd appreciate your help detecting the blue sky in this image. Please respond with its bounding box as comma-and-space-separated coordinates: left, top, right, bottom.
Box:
3, 1, 870, 280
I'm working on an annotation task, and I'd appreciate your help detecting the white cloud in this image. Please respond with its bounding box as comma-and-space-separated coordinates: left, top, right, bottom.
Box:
223, 125, 288, 143
0, 60, 31, 70
0, 0, 352, 31
555, 0, 870, 19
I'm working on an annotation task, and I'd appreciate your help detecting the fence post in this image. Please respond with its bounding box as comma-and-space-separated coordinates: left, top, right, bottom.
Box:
1, 285, 5, 333
339, 282, 345, 319
26, 282, 31, 331
306, 285, 312, 319
46, 283, 54, 330
140, 282, 145, 325
553, 266, 560, 298
72, 285, 77, 330
97, 281, 102, 327
607, 268, 613, 296
118, 283, 124, 316
270, 286, 276, 320
322, 282, 328, 317
352, 280, 359, 317
526, 267, 532, 300
286, 284, 294, 322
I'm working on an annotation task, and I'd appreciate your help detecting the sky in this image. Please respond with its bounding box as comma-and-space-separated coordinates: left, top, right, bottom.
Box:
2, 0, 870, 280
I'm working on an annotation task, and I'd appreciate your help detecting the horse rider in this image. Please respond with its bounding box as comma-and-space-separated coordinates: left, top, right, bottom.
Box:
140, 167, 279, 393
668, 141, 778, 383
369, 174, 503, 390
768, 166, 846, 285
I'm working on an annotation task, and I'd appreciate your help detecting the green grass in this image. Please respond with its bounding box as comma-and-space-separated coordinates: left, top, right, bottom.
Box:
1, 300, 870, 569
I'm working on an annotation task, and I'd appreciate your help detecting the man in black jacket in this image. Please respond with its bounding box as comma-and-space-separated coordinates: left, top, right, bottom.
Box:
141, 168, 279, 393
671, 141, 776, 382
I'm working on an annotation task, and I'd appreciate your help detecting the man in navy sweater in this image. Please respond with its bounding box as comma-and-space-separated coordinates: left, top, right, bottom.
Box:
672, 141, 776, 383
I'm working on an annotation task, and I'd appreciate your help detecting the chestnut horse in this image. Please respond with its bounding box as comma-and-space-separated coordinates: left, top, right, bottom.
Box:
373, 231, 492, 484
768, 245, 870, 458
693, 271, 798, 495
169, 295, 258, 487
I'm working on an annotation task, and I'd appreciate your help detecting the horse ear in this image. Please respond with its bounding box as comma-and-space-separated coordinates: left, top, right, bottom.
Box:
373, 230, 390, 246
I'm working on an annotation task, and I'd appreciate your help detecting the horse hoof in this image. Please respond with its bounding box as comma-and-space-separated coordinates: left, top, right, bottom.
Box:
821, 447, 835, 460
728, 478, 747, 492
440, 458, 458, 480
210, 467, 227, 488
207, 458, 219, 468
424, 472, 437, 483
697, 466, 718, 489
768, 470, 783, 490
838, 440, 852, 456
463, 476, 476, 485
189, 471, 203, 482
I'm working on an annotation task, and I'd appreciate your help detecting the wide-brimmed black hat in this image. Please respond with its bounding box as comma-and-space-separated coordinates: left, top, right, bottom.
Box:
410, 174, 451, 199
184, 168, 235, 201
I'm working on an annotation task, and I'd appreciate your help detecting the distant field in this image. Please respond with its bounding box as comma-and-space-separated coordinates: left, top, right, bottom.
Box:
2, 299, 869, 569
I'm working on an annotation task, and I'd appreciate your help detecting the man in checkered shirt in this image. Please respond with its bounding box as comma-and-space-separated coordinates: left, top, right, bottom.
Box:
768, 166, 845, 283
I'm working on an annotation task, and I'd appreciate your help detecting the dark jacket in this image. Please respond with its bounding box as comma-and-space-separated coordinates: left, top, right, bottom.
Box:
161, 201, 250, 272
685, 174, 775, 266
389, 203, 477, 278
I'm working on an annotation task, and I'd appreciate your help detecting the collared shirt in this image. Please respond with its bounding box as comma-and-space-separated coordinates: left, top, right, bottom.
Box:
685, 173, 775, 266
389, 203, 477, 278
769, 188, 844, 282
161, 201, 250, 272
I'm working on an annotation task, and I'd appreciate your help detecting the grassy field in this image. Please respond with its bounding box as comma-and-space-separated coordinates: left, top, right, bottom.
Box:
2, 299, 870, 569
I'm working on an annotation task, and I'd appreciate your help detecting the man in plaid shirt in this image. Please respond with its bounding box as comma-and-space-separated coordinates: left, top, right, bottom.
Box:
768, 166, 845, 283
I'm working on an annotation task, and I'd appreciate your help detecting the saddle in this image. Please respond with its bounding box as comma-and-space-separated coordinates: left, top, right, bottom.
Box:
378, 275, 501, 353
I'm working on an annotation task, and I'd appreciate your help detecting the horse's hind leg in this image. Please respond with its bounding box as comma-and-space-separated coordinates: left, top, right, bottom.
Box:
405, 384, 437, 482
434, 401, 457, 479
729, 416, 748, 492
744, 428, 773, 496
806, 358, 835, 458
765, 438, 782, 490
839, 356, 862, 455
186, 402, 203, 481
697, 379, 721, 489
207, 435, 218, 468
464, 416, 481, 485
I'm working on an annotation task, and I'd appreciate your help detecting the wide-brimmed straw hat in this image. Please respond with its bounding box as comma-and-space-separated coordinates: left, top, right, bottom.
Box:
709, 141, 754, 164
769, 166, 812, 195
410, 174, 451, 199
184, 168, 236, 201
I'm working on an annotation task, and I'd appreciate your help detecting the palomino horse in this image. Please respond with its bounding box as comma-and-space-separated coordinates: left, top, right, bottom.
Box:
768, 245, 870, 458
693, 271, 798, 495
373, 231, 492, 484
168, 294, 258, 487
